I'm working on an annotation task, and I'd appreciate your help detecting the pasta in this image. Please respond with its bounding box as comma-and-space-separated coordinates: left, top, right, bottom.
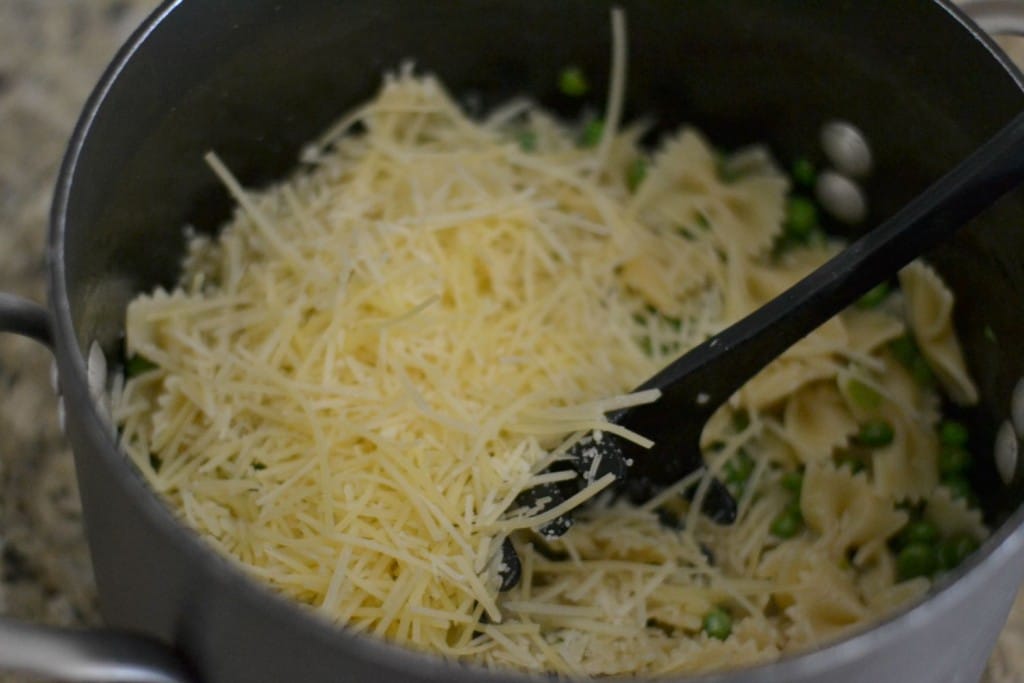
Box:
112, 28, 989, 679
899, 261, 979, 405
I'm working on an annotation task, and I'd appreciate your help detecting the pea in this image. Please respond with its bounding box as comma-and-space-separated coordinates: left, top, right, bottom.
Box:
847, 379, 882, 410
717, 155, 741, 183
702, 607, 732, 640
938, 444, 972, 476
579, 119, 604, 148
780, 471, 803, 495
638, 336, 653, 356
900, 520, 939, 546
939, 420, 969, 448
662, 315, 682, 332
857, 282, 891, 309
942, 475, 977, 507
725, 451, 755, 485
910, 356, 934, 387
558, 66, 589, 97
897, 542, 937, 581
517, 130, 537, 152
791, 158, 816, 188
125, 354, 159, 377
858, 418, 895, 448
937, 534, 979, 571
784, 196, 818, 241
888, 335, 919, 367
627, 158, 647, 192
771, 506, 803, 539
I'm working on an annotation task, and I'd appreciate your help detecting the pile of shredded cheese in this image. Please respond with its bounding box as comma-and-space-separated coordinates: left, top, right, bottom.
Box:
114, 11, 988, 677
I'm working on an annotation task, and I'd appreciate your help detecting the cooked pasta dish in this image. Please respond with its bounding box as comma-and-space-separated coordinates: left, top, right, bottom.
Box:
113, 12, 987, 677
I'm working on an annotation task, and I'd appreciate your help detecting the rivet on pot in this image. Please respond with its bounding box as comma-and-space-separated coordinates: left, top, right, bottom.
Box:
816, 171, 867, 225
87, 341, 107, 401
821, 120, 873, 178
995, 420, 1019, 486
49, 360, 60, 394
57, 397, 66, 435
87, 340, 113, 430
1012, 377, 1024, 438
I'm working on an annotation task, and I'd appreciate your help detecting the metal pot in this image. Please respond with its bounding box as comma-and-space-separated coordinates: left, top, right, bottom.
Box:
2, 1, 1024, 681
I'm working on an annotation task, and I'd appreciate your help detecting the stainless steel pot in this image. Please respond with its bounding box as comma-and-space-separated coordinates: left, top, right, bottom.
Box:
3, 1, 1024, 682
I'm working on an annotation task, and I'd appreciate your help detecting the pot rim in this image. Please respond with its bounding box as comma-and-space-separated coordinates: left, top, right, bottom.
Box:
46, 1, 1024, 680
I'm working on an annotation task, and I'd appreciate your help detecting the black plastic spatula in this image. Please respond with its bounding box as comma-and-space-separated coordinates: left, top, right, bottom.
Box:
496, 109, 1024, 588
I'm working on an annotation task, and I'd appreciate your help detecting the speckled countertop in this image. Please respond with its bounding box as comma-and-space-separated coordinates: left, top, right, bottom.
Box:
0, 0, 160, 672
2, 2, 1024, 682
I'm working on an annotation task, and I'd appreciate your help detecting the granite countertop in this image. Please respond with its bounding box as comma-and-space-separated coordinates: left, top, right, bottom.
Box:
1, 2, 1024, 682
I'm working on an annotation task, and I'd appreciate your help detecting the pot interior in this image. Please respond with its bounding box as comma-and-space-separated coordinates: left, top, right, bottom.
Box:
55, 0, 1024, 678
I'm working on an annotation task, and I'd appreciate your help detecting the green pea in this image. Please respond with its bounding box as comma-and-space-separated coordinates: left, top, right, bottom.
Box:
126, 354, 159, 377
517, 130, 537, 152
910, 356, 934, 387
900, 520, 939, 546
662, 314, 682, 332
858, 418, 895, 448
558, 66, 589, 97
780, 470, 803, 495
939, 420, 969, 448
638, 335, 653, 356
937, 533, 979, 571
791, 158, 816, 188
717, 155, 741, 183
857, 282, 891, 309
627, 158, 647, 193
942, 475, 977, 507
888, 335, 919, 367
702, 608, 732, 640
579, 119, 604, 148
897, 542, 937, 581
784, 196, 818, 241
847, 379, 882, 410
938, 444, 972, 476
724, 451, 755, 485
771, 507, 803, 539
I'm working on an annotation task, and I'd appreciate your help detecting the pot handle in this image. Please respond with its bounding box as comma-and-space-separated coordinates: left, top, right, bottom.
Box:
0, 296, 194, 683
0, 618, 193, 683
0, 293, 52, 347
960, 0, 1024, 36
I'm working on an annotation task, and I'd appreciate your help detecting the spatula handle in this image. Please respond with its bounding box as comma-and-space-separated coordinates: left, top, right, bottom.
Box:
641, 108, 1024, 416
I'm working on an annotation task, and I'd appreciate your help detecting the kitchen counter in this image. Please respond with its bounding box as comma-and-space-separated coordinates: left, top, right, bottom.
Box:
1, 1, 1024, 681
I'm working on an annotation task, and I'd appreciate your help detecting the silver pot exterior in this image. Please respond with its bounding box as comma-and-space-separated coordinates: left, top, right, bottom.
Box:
38, 0, 1024, 681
